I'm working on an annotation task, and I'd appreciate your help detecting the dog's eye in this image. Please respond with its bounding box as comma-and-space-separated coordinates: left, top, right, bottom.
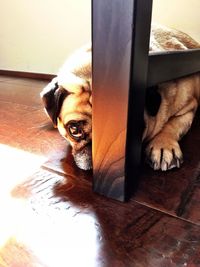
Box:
67, 122, 84, 140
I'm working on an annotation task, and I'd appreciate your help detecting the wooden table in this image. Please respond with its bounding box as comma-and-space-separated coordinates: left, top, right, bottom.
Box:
92, 0, 200, 201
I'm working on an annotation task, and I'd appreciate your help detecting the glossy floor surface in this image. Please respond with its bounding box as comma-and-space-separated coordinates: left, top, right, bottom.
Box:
0, 75, 200, 267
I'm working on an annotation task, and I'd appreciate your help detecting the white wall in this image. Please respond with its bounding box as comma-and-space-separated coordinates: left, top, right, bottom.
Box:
0, 0, 91, 74
152, 0, 200, 42
0, 0, 199, 74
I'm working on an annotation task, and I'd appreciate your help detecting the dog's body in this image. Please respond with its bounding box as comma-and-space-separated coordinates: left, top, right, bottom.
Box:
41, 24, 200, 171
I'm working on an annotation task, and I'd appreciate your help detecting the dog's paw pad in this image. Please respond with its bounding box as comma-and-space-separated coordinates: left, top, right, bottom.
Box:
145, 137, 183, 171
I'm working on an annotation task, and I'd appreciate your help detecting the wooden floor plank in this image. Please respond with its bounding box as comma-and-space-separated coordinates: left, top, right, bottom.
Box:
0, 101, 67, 157
134, 112, 200, 225
8, 168, 200, 267
0, 76, 48, 87
2, 75, 197, 225
1, 75, 200, 266
0, 79, 47, 108
0, 76, 16, 82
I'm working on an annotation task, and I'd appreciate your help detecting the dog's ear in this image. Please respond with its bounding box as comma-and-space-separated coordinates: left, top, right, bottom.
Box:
40, 78, 69, 126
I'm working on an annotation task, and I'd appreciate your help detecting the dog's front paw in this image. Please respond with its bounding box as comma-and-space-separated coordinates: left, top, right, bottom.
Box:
145, 134, 183, 171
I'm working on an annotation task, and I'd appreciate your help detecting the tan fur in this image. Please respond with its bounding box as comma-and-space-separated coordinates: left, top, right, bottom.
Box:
150, 23, 200, 51
144, 24, 200, 170
41, 24, 200, 171
56, 46, 92, 162
144, 74, 200, 170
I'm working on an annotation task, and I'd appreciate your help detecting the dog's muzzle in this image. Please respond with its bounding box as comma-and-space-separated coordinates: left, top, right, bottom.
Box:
73, 144, 92, 170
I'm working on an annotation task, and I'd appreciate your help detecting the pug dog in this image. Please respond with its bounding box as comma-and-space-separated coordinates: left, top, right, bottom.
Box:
40, 24, 200, 171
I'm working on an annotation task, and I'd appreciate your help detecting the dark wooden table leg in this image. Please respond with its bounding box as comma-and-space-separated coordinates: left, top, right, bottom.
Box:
92, 0, 152, 201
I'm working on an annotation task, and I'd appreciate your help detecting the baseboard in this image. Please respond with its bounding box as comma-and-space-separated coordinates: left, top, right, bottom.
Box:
0, 70, 56, 81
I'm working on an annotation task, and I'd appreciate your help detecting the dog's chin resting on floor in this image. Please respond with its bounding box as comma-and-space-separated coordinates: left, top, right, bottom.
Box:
40, 23, 200, 171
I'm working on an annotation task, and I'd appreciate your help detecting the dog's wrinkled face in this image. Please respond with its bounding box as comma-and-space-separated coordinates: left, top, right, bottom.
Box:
40, 76, 92, 170
40, 26, 200, 172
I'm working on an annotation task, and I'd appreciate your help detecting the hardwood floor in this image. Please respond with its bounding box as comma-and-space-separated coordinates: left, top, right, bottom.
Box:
0, 75, 200, 267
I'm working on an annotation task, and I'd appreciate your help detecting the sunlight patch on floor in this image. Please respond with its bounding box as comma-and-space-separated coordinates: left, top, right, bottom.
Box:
0, 144, 46, 190
0, 144, 99, 267
0, 143, 46, 248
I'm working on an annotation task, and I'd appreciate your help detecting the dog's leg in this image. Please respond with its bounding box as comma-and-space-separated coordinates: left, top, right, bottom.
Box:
145, 98, 198, 171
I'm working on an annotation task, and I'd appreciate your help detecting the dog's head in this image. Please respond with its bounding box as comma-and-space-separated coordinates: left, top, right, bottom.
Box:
40, 75, 92, 170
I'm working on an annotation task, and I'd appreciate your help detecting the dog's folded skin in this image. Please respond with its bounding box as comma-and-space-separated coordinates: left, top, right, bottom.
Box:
41, 24, 200, 171
40, 45, 92, 170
